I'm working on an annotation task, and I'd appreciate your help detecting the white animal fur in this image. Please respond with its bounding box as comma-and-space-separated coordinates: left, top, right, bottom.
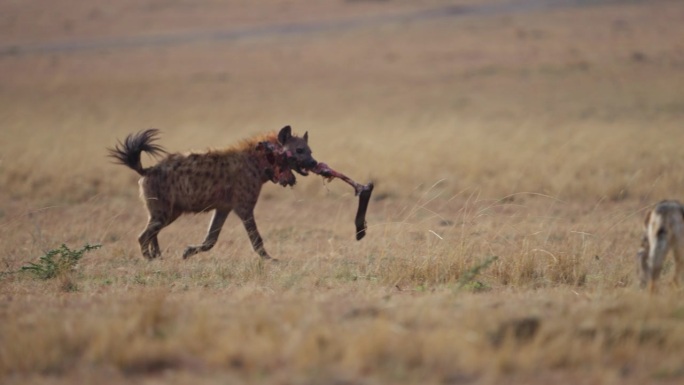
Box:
638, 200, 684, 292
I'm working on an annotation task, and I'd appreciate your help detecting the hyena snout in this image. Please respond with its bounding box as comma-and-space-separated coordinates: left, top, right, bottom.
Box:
288, 150, 316, 168
301, 157, 318, 175
288, 154, 317, 176
303, 157, 318, 169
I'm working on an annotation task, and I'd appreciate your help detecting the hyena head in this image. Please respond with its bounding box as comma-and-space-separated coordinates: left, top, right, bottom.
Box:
278, 125, 317, 175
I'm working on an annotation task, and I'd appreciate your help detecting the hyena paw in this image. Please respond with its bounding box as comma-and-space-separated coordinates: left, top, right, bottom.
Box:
260, 255, 278, 263
182, 246, 200, 259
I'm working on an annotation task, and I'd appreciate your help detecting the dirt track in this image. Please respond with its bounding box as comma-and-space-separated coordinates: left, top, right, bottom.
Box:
0, 0, 640, 56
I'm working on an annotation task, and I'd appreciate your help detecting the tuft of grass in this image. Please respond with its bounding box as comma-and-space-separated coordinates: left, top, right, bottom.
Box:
21, 243, 101, 280
456, 256, 498, 291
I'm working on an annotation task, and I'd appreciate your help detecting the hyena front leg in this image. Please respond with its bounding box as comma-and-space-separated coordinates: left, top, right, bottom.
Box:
183, 209, 230, 259
236, 208, 273, 260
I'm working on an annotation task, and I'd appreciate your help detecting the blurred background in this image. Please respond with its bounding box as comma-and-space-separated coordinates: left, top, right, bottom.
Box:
2, 0, 684, 206
2, 0, 684, 250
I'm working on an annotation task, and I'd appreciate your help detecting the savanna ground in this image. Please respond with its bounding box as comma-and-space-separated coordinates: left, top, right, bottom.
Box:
2, 0, 684, 384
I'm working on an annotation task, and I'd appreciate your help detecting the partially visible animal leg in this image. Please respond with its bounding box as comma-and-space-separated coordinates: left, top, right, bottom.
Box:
149, 210, 181, 258
139, 209, 180, 260
672, 242, 684, 289
648, 242, 669, 294
183, 209, 230, 259
648, 229, 671, 293
237, 210, 273, 260
139, 219, 163, 260
637, 234, 649, 289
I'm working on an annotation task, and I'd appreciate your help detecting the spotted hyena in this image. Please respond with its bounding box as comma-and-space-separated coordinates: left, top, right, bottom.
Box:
637, 200, 684, 292
108, 126, 317, 260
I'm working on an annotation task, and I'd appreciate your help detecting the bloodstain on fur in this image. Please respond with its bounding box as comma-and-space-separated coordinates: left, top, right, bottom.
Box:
108, 126, 317, 260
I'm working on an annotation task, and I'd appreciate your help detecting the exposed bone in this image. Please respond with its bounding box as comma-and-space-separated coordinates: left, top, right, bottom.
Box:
309, 162, 370, 196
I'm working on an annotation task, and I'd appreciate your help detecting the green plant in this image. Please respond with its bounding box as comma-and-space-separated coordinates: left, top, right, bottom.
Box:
456, 256, 498, 291
21, 243, 101, 280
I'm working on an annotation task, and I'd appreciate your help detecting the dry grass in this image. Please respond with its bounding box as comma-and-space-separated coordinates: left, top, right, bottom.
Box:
2, 0, 684, 384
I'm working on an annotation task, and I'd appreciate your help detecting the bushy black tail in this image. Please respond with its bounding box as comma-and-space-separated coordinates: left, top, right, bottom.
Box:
108, 129, 166, 176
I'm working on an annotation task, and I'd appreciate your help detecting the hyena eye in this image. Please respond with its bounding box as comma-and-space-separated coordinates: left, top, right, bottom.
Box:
296, 148, 305, 154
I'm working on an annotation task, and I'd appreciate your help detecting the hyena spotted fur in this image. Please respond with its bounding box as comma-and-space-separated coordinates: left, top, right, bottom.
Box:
108, 126, 317, 260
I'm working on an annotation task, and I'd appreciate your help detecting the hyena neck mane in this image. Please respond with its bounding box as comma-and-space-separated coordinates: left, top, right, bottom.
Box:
220, 131, 297, 187
228, 132, 279, 154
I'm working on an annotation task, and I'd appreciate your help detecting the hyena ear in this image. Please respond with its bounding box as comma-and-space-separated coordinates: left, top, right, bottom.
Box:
278, 126, 292, 144
303, 131, 309, 143
644, 210, 652, 229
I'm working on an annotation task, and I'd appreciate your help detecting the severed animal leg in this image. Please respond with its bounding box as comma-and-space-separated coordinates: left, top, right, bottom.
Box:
309, 162, 374, 240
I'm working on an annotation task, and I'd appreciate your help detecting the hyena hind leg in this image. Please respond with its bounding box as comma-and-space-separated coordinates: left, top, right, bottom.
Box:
139, 210, 181, 260
139, 220, 163, 260
183, 209, 230, 259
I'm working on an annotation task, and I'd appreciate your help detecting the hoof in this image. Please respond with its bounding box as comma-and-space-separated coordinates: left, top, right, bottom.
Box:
182, 247, 198, 260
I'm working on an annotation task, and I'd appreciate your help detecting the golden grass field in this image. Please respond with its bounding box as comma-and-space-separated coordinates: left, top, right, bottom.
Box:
2, 0, 684, 383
